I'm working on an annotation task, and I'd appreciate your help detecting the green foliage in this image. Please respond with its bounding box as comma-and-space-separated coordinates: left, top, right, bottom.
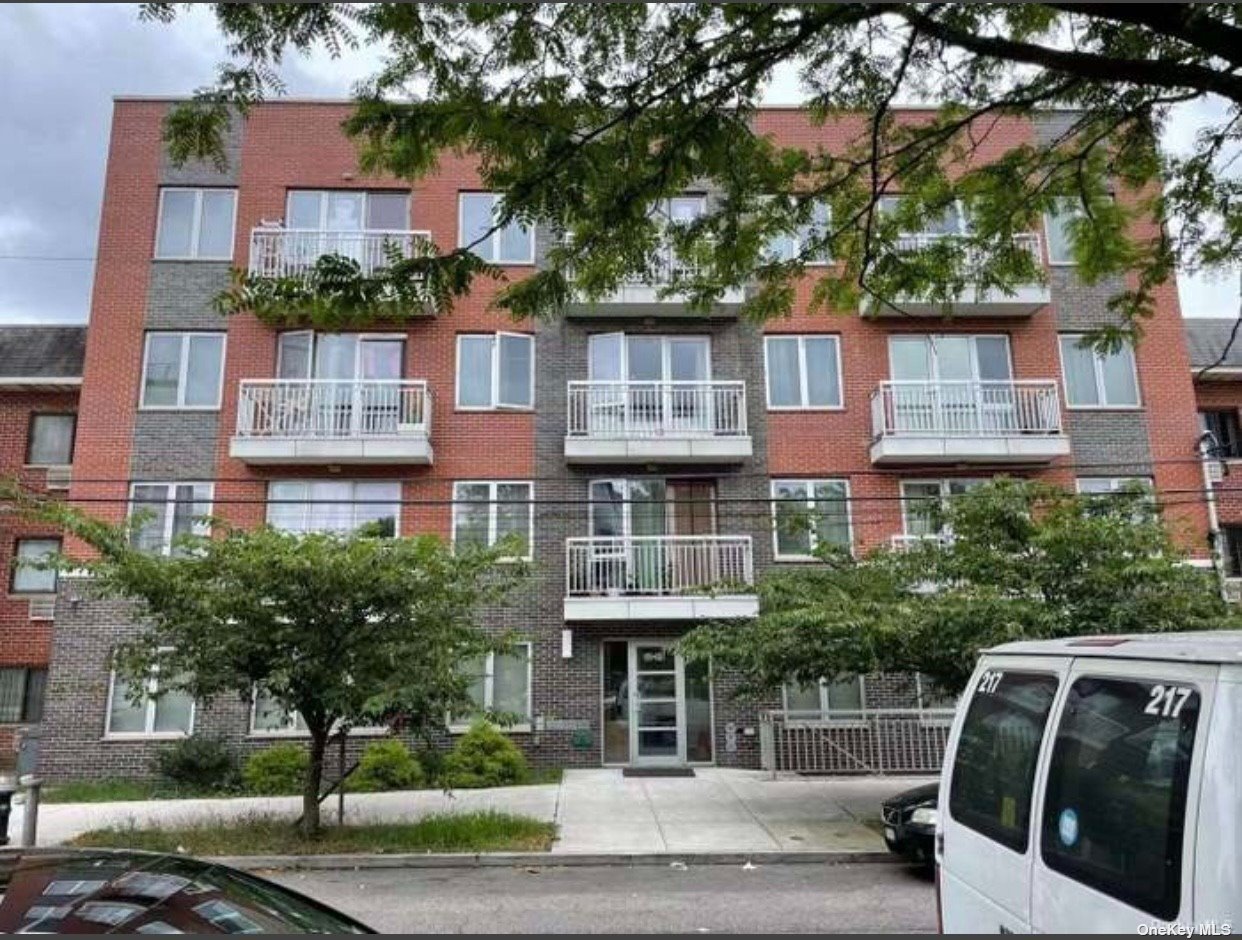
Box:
684, 479, 1238, 694
441, 722, 530, 789
153, 737, 238, 792
243, 743, 309, 796
347, 739, 425, 793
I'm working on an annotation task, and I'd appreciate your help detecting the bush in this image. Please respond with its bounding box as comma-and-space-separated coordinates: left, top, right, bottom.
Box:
242, 743, 308, 795
153, 737, 237, 792
348, 740, 425, 793
441, 722, 529, 789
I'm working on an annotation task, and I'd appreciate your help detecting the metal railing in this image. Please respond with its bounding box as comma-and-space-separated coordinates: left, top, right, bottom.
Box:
889, 533, 952, 551
248, 228, 434, 279
893, 231, 1043, 267
565, 535, 754, 597
871, 380, 1063, 439
759, 708, 957, 774
566, 381, 747, 439
235, 379, 431, 440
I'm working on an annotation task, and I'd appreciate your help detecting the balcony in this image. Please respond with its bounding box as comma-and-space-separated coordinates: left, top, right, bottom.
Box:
869, 380, 1068, 465
861, 233, 1049, 316
230, 379, 433, 465
565, 381, 751, 463
564, 535, 759, 621
248, 228, 434, 281
564, 250, 745, 317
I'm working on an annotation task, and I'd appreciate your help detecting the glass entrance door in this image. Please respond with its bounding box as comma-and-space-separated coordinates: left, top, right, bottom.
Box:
631, 643, 680, 764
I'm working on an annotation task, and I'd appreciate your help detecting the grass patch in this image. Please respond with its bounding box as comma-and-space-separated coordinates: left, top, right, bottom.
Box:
526, 767, 563, 786
68, 810, 556, 856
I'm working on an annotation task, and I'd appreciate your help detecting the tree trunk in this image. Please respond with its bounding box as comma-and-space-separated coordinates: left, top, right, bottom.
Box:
300, 727, 329, 839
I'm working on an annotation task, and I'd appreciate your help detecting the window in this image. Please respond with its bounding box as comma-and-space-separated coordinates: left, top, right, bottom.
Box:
0, 667, 46, 723
106, 667, 194, 738
454, 644, 533, 731
251, 688, 308, 736
26, 413, 75, 466
900, 479, 984, 539
459, 192, 534, 264
889, 334, 1012, 384
1059, 335, 1140, 408
276, 331, 403, 381
916, 673, 958, 722
949, 670, 1059, 853
765, 198, 831, 264
771, 479, 851, 558
456, 333, 534, 409
44, 879, 109, 897
140, 332, 226, 409
879, 195, 968, 237
1200, 409, 1242, 459
78, 902, 143, 928
764, 335, 842, 409
1044, 199, 1083, 265
193, 901, 263, 935
129, 483, 213, 555
1041, 676, 1200, 920
11, 538, 60, 594
155, 188, 237, 260
286, 190, 409, 231
1076, 476, 1152, 495
267, 480, 401, 536
452, 481, 533, 559
783, 676, 865, 719
1222, 525, 1242, 578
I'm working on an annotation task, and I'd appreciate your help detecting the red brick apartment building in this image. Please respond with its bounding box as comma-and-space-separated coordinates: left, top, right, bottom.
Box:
33, 98, 1211, 779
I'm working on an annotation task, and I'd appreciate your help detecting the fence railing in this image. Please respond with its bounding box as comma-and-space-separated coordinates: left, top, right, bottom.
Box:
871, 380, 1063, 439
759, 708, 957, 774
566, 381, 747, 439
889, 533, 952, 551
893, 231, 1043, 267
235, 379, 431, 440
248, 228, 434, 279
565, 535, 754, 597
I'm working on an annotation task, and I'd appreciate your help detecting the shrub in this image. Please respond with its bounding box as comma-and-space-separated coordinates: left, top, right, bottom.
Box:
242, 743, 308, 795
348, 739, 425, 793
441, 721, 529, 788
153, 737, 237, 792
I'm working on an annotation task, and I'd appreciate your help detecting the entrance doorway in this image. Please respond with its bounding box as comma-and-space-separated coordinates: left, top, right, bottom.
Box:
602, 640, 714, 766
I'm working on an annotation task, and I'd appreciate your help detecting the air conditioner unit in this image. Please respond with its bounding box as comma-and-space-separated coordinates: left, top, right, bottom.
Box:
27, 596, 56, 620
44, 465, 72, 490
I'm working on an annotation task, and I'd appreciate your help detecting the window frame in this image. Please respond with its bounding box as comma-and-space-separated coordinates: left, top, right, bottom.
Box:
1200, 408, 1242, 459
25, 412, 76, 467
781, 676, 868, 726
128, 482, 215, 556
248, 687, 387, 739
454, 332, 536, 411
139, 331, 227, 411
451, 481, 534, 561
763, 334, 844, 411
154, 187, 238, 261
1058, 334, 1142, 410
769, 478, 853, 561
284, 189, 411, 232
104, 664, 196, 740
763, 196, 833, 266
1043, 199, 1087, 267
1222, 523, 1242, 579
450, 642, 534, 733
10, 537, 61, 595
457, 192, 536, 265
0, 666, 47, 724
265, 479, 403, 537
899, 478, 986, 539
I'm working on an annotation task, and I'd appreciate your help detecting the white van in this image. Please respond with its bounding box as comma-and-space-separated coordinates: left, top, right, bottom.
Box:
937, 632, 1241, 934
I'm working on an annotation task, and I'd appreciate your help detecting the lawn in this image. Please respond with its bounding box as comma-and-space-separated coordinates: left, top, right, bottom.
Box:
69, 810, 556, 855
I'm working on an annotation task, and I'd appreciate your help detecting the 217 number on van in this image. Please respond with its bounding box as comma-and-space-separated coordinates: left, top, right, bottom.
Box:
976, 671, 1004, 695
1144, 683, 1194, 718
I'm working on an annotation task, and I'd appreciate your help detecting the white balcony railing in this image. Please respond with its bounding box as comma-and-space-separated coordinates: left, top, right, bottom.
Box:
566, 535, 754, 597
235, 379, 431, 440
871, 380, 1063, 439
567, 381, 747, 439
889, 533, 953, 551
893, 231, 1043, 266
248, 228, 434, 279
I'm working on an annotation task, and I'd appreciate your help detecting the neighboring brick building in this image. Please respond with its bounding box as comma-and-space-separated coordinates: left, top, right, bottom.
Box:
36, 99, 1211, 780
0, 326, 85, 767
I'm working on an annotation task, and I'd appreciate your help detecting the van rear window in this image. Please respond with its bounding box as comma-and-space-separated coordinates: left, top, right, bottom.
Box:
1040, 677, 1200, 921
949, 670, 1059, 853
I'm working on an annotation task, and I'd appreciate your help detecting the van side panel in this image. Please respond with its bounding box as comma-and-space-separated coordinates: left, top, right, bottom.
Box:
1195, 670, 1242, 925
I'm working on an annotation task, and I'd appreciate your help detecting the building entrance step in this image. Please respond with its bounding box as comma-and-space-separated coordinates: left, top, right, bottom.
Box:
622, 767, 696, 778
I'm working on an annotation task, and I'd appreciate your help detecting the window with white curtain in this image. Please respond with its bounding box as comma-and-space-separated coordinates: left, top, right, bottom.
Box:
11, 538, 60, 594
453, 644, 533, 731
155, 188, 237, 260
266, 480, 401, 536
1059, 335, 1140, 407
764, 335, 842, 408
452, 481, 533, 560
106, 668, 194, 738
456, 333, 534, 409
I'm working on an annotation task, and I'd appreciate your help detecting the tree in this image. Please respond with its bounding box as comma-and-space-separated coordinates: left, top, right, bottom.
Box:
5, 483, 525, 836
145, 3, 1241, 349
680, 479, 1237, 696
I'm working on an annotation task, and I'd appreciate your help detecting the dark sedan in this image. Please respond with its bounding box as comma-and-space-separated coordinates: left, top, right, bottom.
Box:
880, 781, 939, 866
0, 847, 373, 934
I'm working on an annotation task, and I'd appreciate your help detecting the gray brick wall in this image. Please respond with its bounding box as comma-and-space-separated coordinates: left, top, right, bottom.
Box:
158, 104, 243, 186
145, 263, 231, 331
130, 412, 221, 480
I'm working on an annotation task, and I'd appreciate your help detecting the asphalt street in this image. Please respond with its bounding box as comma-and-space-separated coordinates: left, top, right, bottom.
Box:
269, 860, 937, 934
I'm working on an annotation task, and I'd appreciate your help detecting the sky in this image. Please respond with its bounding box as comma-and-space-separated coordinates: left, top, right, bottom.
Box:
0, 2, 1237, 325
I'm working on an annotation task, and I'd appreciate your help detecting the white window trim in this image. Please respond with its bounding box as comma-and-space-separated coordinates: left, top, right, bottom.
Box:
1074, 476, 1154, 494
451, 481, 534, 562
763, 335, 844, 411
886, 333, 1013, 383
782, 676, 868, 727
139, 332, 227, 411
1057, 334, 1142, 410
128, 482, 214, 556
454, 333, 535, 411
899, 478, 986, 538
770, 479, 853, 561
103, 665, 195, 740
276, 331, 407, 380
457, 192, 536, 265
449, 642, 534, 734
154, 187, 238, 261
265, 480, 403, 537
247, 688, 388, 739
764, 196, 833, 266
11, 537, 61, 596
284, 190, 411, 232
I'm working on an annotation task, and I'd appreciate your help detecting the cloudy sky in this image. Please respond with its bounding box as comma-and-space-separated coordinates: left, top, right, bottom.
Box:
0, 2, 1237, 325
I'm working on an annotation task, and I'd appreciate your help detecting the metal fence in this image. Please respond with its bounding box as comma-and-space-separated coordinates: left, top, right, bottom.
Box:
235, 379, 431, 440
248, 228, 434, 279
893, 231, 1043, 266
566, 381, 747, 439
565, 535, 754, 597
871, 380, 1063, 439
759, 708, 956, 775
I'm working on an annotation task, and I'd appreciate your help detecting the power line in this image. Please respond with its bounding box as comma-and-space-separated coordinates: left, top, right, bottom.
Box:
0, 255, 96, 262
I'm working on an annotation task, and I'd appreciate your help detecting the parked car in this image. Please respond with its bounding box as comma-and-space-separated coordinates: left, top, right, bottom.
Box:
0, 847, 373, 933
881, 781, 938, 866
937, 631, 1242, 933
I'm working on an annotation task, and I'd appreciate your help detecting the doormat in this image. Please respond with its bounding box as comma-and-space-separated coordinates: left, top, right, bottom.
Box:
622, 767, 696, 778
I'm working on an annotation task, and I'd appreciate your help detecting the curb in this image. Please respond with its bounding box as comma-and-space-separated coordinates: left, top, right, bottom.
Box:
211, 849, 897, 872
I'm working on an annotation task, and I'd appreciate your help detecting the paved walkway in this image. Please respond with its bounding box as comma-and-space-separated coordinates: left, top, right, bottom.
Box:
15, 769, 933, 854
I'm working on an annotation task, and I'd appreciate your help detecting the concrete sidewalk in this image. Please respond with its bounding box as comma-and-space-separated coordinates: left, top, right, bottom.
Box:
15, 769, 932, 855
